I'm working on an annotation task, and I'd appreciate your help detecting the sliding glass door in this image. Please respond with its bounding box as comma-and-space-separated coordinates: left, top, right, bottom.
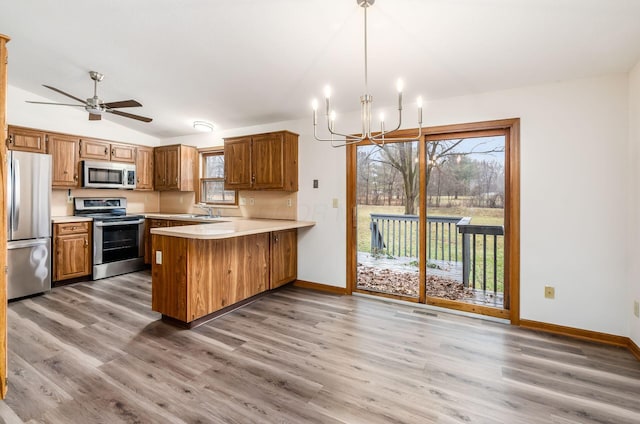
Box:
355, 140, 420, 300
424, 135, 506, 309
348, 119, 519, 321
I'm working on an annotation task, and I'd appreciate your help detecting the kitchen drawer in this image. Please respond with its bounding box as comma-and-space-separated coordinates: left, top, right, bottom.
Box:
54, 221, 90, 236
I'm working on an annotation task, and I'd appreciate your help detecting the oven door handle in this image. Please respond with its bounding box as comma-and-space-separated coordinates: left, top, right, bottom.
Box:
94, 219, 145, 227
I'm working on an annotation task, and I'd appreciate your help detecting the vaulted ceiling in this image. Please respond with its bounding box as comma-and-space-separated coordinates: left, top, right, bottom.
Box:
2, 0, 640, 138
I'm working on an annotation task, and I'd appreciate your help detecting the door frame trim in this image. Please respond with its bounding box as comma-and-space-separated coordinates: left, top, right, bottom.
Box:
346, 118, 520, 324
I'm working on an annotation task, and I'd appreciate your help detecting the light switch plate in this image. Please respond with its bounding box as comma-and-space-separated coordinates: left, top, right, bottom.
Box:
332, 198, 339, 208
155, 251, 162, 265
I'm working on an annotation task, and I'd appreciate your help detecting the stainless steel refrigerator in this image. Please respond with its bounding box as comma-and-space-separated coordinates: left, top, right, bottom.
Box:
7, 150, 52, 300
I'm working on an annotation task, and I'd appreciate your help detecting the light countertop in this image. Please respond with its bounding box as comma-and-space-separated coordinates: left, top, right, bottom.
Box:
51, 216, 93, 223
150, 218, 315, 239
143, 213, 244, 223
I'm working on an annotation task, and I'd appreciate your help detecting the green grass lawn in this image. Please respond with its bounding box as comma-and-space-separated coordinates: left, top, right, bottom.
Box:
357, 204, 505, 292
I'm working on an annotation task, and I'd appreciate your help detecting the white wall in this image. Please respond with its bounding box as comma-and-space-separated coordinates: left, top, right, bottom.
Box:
628, 61, 640, 347
429, 75, 630, 336
7, 85, 160, 145
11, 72, 634, 337
164, 121, 347, 287
168, 74, 631, 337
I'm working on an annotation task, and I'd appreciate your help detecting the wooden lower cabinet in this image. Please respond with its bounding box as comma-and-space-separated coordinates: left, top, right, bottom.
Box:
270, 229, 297, 289
152, 233, 270, 322
144, 219, 203, 265
53, 222, 91, 282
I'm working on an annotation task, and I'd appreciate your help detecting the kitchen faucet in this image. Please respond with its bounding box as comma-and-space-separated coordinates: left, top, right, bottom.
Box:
195, 203, 221, 217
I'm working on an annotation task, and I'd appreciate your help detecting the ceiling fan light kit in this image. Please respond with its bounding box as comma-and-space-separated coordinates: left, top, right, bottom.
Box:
311, 0, 422, 147
193, 121, 214, 132
26, 70, 152, 123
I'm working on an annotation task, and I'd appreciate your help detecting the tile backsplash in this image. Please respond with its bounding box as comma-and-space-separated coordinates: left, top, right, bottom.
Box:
52, 188, 297, 220
51, 189, 159, 216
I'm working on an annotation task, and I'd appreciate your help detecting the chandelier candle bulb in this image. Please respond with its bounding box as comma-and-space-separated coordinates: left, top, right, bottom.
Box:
311, 99, 318, 125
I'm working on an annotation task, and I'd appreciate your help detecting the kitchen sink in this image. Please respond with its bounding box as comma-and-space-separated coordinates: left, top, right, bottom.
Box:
171, 214, 224, 221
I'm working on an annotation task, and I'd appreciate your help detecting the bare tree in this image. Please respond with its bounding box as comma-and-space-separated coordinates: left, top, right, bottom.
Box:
378, 142, 419, 214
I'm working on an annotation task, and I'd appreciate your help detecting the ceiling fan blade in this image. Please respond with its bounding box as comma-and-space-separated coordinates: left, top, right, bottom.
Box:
26, 101, 85, 106
102, 100, 142, 109
107, 109, 153, 123
42, 84, 87, 104
89, 113, 102, 121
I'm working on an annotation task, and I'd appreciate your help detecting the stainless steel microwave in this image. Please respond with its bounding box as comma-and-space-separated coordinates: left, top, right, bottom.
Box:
81, 160, 136, 189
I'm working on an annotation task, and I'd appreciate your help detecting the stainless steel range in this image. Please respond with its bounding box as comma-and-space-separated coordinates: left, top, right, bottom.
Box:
74, 197, 145, 280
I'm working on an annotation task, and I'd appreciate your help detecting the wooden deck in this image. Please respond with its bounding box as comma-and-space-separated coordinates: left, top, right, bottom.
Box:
357, 252, 504, 308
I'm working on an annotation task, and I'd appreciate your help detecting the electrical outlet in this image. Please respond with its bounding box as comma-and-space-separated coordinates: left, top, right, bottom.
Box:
634, 300, 639, 318
155, 251, 162, 265
249, 198, 255, 206
239, 197, 246, 206
544, 285, 555, 299
286, 198, 292, 207
332, 198, 339, 208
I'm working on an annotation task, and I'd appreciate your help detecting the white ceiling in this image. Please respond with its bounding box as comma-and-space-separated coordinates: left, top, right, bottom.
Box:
1, 0, 640, 139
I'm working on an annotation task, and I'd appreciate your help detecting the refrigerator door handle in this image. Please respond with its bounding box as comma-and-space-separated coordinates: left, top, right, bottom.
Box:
13, 158, 20, 230
7, 238, 50, 250
7, 156, 12, 237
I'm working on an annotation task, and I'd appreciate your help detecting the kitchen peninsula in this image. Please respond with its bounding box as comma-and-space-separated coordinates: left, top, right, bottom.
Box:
150, 219, 314, 326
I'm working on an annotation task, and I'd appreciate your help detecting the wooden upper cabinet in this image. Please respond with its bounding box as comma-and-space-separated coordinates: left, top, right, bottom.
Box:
154, 147, 167, 189
270, 229, 297, 289
135, 146, 154, 190
49, 134, 80, 188
224, 137, 252, 190
154, 145, 197, 191
79, 138, 110, 161
110, 143, 136, 163
7, 126, 47, 153
224, 131, 298, 191
165, 146, 180, 190
252, 133, 285, 189
79, 139, 136, 163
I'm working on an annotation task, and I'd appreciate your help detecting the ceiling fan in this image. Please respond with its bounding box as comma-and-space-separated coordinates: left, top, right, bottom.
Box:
26, 71, 152, 123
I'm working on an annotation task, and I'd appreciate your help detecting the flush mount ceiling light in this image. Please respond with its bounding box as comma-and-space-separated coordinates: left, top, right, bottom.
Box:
311, 0, 423, 147
193, 121, 214, 132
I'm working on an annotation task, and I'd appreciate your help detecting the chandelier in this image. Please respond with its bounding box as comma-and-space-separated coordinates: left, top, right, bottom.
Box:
312, 0, 423, 147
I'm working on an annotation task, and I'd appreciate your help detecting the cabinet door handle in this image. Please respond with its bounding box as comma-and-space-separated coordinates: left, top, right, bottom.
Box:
8, 135, 13, 144
175, 177, 178, 184
112, 149, 115, 156
74, 174, 78, 181
84, 239, 88, 247
104, 147, 108, 155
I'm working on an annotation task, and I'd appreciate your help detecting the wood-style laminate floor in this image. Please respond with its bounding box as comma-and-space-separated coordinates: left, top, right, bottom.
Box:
1, 271, 639, 424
